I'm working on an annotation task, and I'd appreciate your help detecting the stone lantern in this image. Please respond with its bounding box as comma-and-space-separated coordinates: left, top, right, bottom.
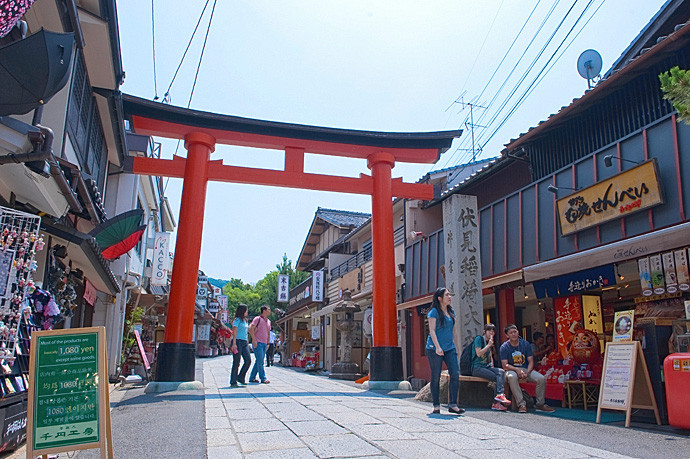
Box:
329, 290, 361, 380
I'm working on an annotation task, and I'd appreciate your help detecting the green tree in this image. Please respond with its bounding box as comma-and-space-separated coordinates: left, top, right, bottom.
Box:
659, 66, 690, 124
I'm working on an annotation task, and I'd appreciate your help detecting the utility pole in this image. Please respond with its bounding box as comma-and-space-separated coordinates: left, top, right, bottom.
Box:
455, 98, 487, 162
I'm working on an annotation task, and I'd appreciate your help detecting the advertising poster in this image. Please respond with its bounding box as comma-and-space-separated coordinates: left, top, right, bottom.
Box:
662, 251, 678, 293
613, 310, 635, 342
554, 295, 583, 359
675, 249, 689, 291
599, 342, 635, 409
649, 254, 665, 294
638, 257, 653, 296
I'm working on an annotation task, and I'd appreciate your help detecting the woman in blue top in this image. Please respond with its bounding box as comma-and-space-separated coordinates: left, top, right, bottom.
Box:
426, 287, 464, 415
230, 304, 251, 387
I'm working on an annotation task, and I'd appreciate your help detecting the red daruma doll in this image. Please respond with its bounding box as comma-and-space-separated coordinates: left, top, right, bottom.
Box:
566, 328, 601, 365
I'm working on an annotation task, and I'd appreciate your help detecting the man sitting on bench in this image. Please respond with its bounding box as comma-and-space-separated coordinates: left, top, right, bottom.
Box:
472, 323, 511, 411
500, 324, 555, 413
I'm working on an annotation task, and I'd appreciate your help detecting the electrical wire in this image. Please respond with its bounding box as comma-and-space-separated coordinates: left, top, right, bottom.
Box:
478, 0, 599, 151
187, 0, 218, 108
151, 0, 159, 100
162, 0, 212, 104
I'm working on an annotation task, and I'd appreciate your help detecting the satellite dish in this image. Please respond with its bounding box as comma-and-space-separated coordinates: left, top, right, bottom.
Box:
577, 49, 602, 88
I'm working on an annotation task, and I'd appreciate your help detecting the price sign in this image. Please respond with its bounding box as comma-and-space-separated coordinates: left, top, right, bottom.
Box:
27, 327, 112, 458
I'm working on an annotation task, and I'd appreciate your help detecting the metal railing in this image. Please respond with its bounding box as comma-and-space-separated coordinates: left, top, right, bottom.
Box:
327, 245, 372, 282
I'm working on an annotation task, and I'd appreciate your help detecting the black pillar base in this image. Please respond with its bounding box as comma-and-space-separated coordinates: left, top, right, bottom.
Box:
369, 346, 403, 381
155, 342, 196, 382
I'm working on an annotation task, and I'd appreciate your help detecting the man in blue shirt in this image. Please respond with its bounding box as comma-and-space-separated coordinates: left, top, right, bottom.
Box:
499, 324, 554, 413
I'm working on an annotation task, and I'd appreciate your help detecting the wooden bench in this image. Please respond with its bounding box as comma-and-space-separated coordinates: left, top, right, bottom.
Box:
439, 374, 496, 407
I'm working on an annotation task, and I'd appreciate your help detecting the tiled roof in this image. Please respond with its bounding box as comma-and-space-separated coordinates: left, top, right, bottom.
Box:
316, 207, 370, 228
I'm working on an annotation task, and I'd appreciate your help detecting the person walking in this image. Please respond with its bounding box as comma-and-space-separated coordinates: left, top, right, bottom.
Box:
229, 304, 251, 387
426, 287, 464, 415
471, 323, 511, 411
249, 306, 272, 384
266, 329, 276, 367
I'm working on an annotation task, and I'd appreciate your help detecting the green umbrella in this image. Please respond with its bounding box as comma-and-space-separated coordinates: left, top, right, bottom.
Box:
89, 209, 145, 258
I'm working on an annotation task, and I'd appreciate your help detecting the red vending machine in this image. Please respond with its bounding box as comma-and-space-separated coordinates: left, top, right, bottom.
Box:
663, 353, 690, 429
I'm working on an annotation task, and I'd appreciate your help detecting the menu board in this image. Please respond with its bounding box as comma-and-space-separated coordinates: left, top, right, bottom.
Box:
597, 341, 660, 427
27, 327, 112, 458
599, 342, 635, 409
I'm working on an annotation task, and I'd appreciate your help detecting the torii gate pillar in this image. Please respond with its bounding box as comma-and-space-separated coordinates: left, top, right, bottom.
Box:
156, 132, 215, 382
367, 152, 402, 381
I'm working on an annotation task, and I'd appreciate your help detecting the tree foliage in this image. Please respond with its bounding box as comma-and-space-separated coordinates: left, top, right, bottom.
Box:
222, 253, 310, 325
659, 66, 690, 124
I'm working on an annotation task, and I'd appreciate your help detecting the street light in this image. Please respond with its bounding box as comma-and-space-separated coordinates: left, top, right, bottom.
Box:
603, 155, 641, 168
547, 184, 579, 194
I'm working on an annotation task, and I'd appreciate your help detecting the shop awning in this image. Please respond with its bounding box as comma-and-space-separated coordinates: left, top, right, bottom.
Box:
482, 269, 523, 290
41, 218, 121, 295
396, 293, 433, 310
312, 303, 338, 318
523, 221, 690, 283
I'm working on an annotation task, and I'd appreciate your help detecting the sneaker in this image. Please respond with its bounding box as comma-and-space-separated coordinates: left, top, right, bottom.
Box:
536, 404, 555, 412
492, 402, 508, 411
518, 405, 527, 413
494, 394, 511, 405
237, 380, 246, 385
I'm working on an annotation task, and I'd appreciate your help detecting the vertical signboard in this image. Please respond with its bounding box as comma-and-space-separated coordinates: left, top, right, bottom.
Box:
27, 327, 112, 458
151, 232, 170, 286
443, 194, 483, 348
675, 249, 689, 291
554, 295, 583, 359
638, 257, 653, 296
662, 251, 678, 293
312, 270, 323, 302
649, 254, 665, 294
278, 274, 289, 303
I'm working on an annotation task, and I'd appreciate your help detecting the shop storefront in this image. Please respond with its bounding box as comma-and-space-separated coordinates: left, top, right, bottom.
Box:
278, 277, 322, 368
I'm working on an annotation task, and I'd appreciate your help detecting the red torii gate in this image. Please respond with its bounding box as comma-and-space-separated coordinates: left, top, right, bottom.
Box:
121, 94, 461, 383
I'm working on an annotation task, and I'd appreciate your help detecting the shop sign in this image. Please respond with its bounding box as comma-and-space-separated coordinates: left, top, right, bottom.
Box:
554, 295, 583, 358
151, 232, 170, 286
208, 301, 219, 313
674, 248, 689, 291
0, 399, 27, 453
83, 279, 96, 306
532, 264, 615, 299
362, 307, 373, 336
278, 274, 289, 303
312, 270, 323, 302
311, 325, 320, 340
28, 329, 106, 453
198, 275, 208, 284
217, 294, 228, 310
612, 310, 634, 342
581, 295, 603, 334
638, 257, 653, 296
662, 251, 678, 293
649, 254, 665, 294
213, 286, 221, 297
288, 278, 314, 310
197, 324, 210, 341
556, 160, 663, 236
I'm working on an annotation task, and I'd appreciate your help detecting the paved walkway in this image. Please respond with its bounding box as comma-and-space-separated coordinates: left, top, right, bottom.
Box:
203, 355, 629, 458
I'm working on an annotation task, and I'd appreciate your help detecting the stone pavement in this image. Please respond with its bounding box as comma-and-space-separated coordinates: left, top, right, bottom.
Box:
203, 355, 630, 459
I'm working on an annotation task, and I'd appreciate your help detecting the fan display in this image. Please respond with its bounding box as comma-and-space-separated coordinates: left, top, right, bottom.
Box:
89, 209, 146, 260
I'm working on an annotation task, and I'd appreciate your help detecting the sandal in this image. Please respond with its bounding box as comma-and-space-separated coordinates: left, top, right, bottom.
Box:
431, 406, 441, 414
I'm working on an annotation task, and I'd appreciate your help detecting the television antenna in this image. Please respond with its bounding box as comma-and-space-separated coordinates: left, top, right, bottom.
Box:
577, 49, 602, 89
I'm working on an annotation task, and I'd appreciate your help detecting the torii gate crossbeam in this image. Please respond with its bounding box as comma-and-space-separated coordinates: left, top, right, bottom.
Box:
121, 94, 462, 384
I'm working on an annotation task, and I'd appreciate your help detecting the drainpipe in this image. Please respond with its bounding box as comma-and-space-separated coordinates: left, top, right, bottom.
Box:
0, 122, 83, 213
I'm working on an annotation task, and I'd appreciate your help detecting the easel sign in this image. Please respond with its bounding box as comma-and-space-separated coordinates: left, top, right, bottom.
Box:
596, 341, 661, 427
26, 327, 113, 459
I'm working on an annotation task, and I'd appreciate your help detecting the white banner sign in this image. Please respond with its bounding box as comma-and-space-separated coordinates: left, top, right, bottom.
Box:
217, 294, 228, 310
197, 324, 211, 341
312, 270, 323, 302
151, 232, 171, 286
278, 274, 289, 302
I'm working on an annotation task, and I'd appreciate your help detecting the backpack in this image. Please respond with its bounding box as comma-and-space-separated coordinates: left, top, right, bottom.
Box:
459, 338, 477, 376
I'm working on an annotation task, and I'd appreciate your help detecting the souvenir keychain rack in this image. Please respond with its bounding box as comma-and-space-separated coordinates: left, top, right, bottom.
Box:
0, 206, 43, 397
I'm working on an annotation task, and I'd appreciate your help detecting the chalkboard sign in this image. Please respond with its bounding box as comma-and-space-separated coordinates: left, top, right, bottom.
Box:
26, 327, 112, 458
596, 341, 661, 427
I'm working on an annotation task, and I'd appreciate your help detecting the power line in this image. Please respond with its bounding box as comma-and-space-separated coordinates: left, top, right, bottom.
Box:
187, 0, 218, 108
162, 0, 212, 104
151, 0, 159, 100
479, 0, 599, 151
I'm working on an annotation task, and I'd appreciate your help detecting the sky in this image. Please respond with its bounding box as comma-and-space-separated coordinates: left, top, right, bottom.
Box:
116, 0, 668, 284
